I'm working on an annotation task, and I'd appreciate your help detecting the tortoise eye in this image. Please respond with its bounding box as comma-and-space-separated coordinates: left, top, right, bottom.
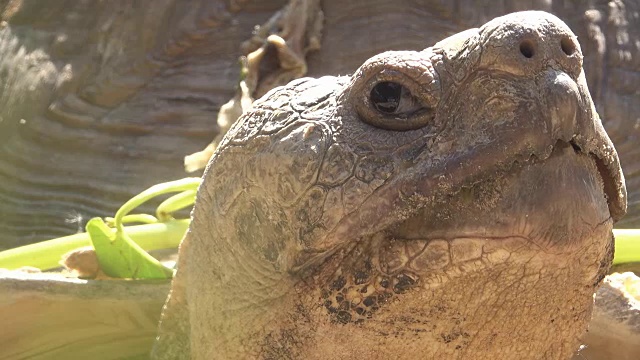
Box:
370, 81, 422, 115
371, 82, 402, 113
349, 50, 440, 131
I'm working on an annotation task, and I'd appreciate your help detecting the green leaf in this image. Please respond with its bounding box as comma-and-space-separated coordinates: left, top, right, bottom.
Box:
87, 217, 174, 279
86, 178, 201, 279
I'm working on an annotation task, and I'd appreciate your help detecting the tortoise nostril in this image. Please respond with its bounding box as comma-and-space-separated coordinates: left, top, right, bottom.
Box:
519, 39, 535, 58
560, 37, 576, 56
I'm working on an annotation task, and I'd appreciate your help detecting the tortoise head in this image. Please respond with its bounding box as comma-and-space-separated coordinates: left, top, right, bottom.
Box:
158, 11, 626, 360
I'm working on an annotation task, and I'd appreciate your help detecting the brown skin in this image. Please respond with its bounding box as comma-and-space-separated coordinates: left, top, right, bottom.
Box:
153, 12, 627, 359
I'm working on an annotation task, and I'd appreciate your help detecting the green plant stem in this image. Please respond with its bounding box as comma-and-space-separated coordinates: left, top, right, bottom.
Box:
156, 189, 197, 221
613, 229, 640, 266
114, 178, 201, 233
0, 219, 189, 271
105, 214, 159, 225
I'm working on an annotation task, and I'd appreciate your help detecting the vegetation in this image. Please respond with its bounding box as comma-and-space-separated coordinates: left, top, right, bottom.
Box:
0, 178, 200, 278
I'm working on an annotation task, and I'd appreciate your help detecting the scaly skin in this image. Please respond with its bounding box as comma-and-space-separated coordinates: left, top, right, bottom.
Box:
154, 11, 627, 360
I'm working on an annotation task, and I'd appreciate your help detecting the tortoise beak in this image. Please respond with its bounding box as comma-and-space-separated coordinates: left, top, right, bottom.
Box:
541, 68, 627, 222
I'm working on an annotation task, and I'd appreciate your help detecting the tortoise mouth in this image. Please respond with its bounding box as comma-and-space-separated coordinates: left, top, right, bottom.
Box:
363, 140, 612, 283
314, 142, 615, 325
388, 140, 612, 248
290, 140, 618, 273
292, 139, 615, 277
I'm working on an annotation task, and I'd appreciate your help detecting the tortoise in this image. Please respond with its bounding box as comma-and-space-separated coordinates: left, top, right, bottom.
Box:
153, 11, 627, 359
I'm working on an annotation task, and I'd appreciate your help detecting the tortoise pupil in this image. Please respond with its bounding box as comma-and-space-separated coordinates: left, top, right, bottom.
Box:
370, 81, 402, 113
